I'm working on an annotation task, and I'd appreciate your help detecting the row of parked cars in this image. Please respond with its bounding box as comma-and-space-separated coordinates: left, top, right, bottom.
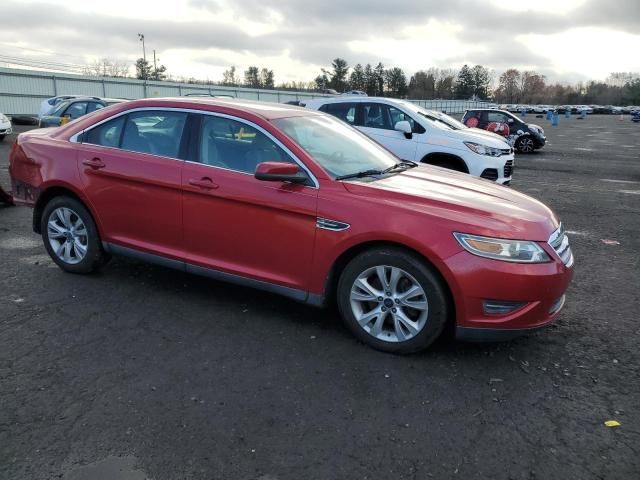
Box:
502, 104, 640, 114
7, 94, 574, 353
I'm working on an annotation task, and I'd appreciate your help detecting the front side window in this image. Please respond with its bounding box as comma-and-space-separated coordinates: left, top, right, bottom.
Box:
488, 112, 509, 123
361, 103, 390, 129
197, 115, 293, 174
122, 111, 187, 157
86, 102, 104, 114
273, 114, 397, 178
65, 102, 88, 119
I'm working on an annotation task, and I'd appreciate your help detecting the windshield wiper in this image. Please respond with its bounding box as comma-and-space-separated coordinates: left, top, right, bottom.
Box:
335, 169, 384, 181
381, 160, 418, 174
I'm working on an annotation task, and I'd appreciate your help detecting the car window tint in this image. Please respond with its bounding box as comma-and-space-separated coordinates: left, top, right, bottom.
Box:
122, 111, 187, 158
85, 116, 125, 148
323, 103, 357, 125
65, 102, 88, 119
198, 115, 293, 174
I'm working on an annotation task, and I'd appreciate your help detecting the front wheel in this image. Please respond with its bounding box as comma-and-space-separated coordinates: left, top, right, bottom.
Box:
516, 136, 535, 153
41, 196, 110, 273
337, 248, 450, 354
0, 134, 5, 142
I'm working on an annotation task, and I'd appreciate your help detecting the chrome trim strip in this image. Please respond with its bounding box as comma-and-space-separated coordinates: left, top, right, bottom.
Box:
75, 106, 319, 188
316, 218, 350, 231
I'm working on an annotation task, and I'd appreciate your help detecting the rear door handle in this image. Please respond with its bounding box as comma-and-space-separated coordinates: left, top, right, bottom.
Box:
82, 157, 106, 169
188, 177, 219, 190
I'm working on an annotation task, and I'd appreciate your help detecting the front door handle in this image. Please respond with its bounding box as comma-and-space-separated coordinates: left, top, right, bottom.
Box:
82, 157, 106, 169
188, 177, 219, 190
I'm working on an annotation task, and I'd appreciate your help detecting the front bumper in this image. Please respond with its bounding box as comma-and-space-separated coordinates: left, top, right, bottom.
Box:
0, 120, 12, 135
444, 246, 573, 340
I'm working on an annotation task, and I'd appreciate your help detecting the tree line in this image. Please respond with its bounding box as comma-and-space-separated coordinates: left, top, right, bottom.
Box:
81, 56, 640, 105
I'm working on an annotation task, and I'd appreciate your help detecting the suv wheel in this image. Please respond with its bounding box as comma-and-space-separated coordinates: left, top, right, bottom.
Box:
516, 136, 535, 153
337, 247, 449, 354
41, 196, 110, 273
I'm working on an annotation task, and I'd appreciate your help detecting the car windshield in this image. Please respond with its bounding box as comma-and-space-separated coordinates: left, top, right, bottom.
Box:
402, 103, 464, 130
272, 114, 398, 178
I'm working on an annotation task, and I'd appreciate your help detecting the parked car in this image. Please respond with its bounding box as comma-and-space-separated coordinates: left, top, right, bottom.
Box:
320, 89, 339, 95
0, 112, 12, 141
39, 95, 89, 118
462, 109, 546, 153
305, 97, 515, 184
39, 97, 125, 128
631, 111, 640, 123
341, 90, 367, 96
8, 98, 573, 353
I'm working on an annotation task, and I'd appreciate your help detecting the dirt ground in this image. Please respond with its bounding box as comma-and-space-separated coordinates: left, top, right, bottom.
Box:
1, 114, 639, 480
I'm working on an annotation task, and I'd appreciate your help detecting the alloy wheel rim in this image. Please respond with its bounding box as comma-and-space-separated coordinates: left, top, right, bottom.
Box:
350, 265, 429, 343
47, 207, 88, 265
520, 138, 534, 152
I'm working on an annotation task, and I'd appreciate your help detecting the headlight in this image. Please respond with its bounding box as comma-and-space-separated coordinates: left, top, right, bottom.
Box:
464, 142, 502, 157
454, 232, 550, 263
0, 114, 8, 122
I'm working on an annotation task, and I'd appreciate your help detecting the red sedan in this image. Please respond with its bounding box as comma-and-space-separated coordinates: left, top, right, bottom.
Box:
9, 98, 574, 353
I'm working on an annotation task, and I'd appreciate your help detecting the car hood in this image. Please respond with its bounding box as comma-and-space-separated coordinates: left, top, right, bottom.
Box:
343, 166, 559, 241
466, 127, 510, 143
441, 127, 510, 148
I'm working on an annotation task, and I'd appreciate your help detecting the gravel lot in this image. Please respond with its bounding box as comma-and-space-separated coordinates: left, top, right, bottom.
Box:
1, 115, 639, 480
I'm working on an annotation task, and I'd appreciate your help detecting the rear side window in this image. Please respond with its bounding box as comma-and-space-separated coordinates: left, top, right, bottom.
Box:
86, 102, 104, 114
122, 111, 188, 158
85, 117, 125, 148
320, 103, 357, 125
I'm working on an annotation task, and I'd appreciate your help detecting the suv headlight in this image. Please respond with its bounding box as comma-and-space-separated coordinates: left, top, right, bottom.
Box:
464, 142, 502, 157
454, 232, 550, 263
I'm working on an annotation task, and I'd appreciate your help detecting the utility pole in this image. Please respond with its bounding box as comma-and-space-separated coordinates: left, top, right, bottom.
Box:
137, 33, 146, 80
153, 50, 158, 81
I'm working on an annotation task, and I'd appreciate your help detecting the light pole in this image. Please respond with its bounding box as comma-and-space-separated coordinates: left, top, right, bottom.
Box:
137, 33, 146, 80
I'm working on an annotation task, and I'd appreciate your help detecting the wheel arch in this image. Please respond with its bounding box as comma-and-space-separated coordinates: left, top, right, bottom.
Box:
33, 183, 99, 235
420, 152, 469, 173
322, 240, 456, 328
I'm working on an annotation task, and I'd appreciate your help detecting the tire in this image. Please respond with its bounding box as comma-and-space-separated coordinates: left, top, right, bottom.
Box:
337, 247, 450, 354
516, 136, 535, 153
0, 135, 5, 142
41, 196, 110, 273
423, 156, 467, 173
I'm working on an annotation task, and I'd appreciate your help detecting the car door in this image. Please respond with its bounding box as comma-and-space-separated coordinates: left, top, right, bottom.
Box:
181, 113, 318, 294
355, 103, 418, 161
77, 109, 188, 259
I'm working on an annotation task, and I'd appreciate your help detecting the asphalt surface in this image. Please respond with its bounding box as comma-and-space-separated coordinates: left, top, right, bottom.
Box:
1, 115, 639, 480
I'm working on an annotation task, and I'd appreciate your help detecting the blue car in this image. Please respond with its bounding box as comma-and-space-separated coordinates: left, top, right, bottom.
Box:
631, 111, 640, 123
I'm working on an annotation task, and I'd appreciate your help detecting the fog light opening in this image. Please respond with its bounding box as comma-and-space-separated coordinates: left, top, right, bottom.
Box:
483, 300, 527, 316
549, 295, 566, 314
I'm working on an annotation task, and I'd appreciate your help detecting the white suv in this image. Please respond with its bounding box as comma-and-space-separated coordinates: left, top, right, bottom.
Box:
304, 97, 514, 184
0, 113, 12, 142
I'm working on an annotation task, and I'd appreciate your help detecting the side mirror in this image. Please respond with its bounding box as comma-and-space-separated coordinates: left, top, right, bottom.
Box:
60, 115, 71, 126
255, 161, 308, 184
394, 120, 412, 139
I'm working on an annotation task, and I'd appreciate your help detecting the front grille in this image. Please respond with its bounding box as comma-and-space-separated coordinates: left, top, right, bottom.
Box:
548, 224, 574, 267
504, 159, 514, 178
480, 168, 498, 181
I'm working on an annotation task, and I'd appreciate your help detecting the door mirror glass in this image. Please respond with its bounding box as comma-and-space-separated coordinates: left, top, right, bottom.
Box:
255, 162, 308, 184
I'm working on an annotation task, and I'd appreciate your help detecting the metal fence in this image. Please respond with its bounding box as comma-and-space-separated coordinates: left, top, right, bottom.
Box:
0, 67, 492, 116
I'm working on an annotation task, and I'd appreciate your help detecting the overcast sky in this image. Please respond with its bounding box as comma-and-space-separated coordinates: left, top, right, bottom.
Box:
1, 0, 639, 84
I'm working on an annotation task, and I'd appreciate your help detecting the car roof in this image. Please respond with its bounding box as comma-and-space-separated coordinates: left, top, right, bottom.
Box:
107, 97, 320, 120
306, 96, 407, 106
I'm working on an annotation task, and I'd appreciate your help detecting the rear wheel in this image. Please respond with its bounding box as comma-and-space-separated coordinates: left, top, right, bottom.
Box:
41, 196, 110, 273
337, 247, 450, 354
516, 136, 535, 153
